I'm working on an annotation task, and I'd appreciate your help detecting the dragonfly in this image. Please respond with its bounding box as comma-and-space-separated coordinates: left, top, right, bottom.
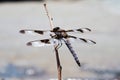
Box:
19, 27, 96, 67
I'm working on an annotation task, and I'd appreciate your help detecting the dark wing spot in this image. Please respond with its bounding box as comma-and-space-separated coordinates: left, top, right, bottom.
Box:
41, 39, 50, 44
77, 28, 91, 33
77, 29, 84, 33
80, 38, 87, 43
27, 42, 32, 46
85, 28, 91, 31
67, 30, 74, 32
90, 40, 96, 44
19, 30, 25, 34
34, 30, 44, 34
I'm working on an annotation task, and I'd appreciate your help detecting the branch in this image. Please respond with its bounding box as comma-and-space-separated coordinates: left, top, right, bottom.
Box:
44, 4, 54, 29
43, 3, 62, 80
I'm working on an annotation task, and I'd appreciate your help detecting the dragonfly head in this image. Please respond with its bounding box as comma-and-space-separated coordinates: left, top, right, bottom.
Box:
53, 27, 60, 31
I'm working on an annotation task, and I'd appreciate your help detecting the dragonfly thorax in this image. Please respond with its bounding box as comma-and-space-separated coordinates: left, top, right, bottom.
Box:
55, 31, 68, 39
53, 27, 68, 39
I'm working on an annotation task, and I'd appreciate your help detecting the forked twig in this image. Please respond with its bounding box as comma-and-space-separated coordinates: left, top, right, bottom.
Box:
44, 4, 62, 80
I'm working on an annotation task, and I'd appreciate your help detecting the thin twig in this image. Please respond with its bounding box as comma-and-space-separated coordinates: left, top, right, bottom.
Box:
43, 3, 62, 80
55, 47, 62, 80
44, 4, 54, 29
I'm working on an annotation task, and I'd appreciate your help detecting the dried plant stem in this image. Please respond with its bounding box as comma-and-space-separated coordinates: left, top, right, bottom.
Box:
44, 4, 54, 29
55, 47, 62, 80
44, 4, 62, 80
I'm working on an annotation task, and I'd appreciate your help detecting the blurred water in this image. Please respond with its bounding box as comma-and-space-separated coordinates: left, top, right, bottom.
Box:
0, 63, 46, 78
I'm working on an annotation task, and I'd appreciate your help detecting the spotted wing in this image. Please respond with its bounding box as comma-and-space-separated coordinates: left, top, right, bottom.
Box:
26, 38, 59, 47
65, 28, 91, 33
19, 29, 53, 35
67, 35, 96, 44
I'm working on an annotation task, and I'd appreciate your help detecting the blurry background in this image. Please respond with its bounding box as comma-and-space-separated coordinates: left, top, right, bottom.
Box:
0, 0, 120, 80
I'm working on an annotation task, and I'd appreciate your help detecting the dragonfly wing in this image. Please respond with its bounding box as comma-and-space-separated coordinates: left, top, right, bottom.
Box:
67, 36, 96, 44
19, 29, 52, 35
27, 38, 59, 47
66, 28, 91, 33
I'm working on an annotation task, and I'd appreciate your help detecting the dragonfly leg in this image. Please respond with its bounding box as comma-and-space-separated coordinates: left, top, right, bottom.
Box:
55, 41, 60, 49
56, 40, 62, 49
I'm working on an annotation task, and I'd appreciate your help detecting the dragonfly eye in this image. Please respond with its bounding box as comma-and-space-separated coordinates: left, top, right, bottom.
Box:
53, 27, 60, 31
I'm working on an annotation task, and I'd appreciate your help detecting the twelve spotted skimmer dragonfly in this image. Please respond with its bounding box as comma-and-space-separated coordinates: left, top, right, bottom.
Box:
20, 27, 96, 67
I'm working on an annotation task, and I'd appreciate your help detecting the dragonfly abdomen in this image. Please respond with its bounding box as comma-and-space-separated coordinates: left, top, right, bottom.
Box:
64, 39, 81, 67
